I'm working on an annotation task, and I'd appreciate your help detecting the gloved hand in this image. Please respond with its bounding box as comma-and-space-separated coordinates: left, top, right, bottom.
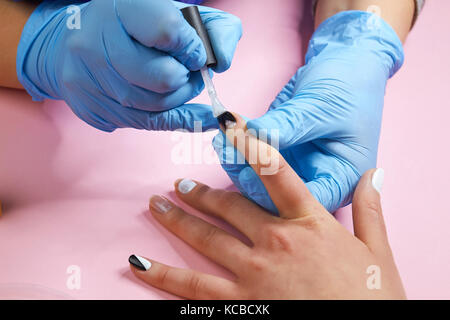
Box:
213, 11, 404, 213
17, 0, 242, 132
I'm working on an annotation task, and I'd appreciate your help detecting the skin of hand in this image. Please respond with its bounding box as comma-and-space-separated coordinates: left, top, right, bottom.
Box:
0, 0, 39, 88
213, 3, 412, 214
315, 0, 415, 42
16, 0, 242, 132
129, 114, 406, 300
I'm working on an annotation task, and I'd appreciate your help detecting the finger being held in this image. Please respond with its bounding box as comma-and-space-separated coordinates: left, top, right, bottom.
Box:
221, 113, 322, 219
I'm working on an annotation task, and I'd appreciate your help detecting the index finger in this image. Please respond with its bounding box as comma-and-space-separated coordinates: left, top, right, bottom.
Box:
222, 113, 320, 219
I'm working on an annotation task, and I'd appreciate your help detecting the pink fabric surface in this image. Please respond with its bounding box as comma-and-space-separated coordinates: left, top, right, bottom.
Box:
0, 0, 449, 299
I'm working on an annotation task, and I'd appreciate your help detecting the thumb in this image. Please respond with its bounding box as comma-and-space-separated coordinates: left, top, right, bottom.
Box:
352, 168, 392, 258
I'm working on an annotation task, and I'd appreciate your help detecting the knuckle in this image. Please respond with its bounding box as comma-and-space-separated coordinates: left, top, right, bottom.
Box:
363, 199, 382, 216
154, 80, 173, 95
166, 211, 187, 232
263, 224, 293, 253
194, 184, 211, 197
155, 266, 170, 288
247, 255, 267, 273
154, 63, 186, 92
296, 213, 328, 231
215, 191, 244, 213
198, 227, 220, 251
260, 155, 288, 176
157, 12, 183, 45
187, 274, 203, 299
275, 159, 290, 176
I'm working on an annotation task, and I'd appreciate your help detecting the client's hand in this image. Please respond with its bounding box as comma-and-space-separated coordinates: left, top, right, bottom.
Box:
128, 114, 406, 300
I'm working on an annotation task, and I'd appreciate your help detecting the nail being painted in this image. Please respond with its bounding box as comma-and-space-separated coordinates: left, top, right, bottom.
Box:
129, 255, 152, 271
200, 67, 236, 128
182, 6, 236, 129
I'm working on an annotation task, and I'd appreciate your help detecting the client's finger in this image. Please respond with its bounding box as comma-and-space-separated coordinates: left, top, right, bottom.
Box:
174, 178, 276, 241
223, 113, 322, 219
149, 195, 251, 273
129, 255, 238, 300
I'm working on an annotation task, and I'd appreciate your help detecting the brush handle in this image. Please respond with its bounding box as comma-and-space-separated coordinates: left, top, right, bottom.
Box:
181, 6, 217, 68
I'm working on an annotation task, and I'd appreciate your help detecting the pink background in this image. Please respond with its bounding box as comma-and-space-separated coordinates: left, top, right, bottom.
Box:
0, 0, 449, 299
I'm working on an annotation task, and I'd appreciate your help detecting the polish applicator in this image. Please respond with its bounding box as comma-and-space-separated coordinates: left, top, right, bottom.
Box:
181, 6, 236, 128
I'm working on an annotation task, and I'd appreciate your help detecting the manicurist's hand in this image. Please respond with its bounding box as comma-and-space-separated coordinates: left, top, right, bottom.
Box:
17, 0, 241, 132
129, 114, 406, 300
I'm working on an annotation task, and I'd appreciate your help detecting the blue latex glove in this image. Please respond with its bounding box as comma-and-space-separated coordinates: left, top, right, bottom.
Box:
17, 0, 242, 132
213, 11, 404, 214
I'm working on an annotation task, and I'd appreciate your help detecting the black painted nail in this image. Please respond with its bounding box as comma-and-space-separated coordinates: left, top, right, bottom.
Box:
129, 254, 152, 271
217, 111, 236, 129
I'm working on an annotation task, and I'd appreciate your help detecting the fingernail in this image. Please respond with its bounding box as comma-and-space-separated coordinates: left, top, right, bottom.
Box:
371, 168, 385, 194
218, 111, 237, 130
129, 254, 152, 271
225, 120, 236, 129
150, 195, 172, 214
178, 178, 197, 194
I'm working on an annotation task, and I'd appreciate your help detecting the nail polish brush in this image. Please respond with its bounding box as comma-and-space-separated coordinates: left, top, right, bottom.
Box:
181, 6, 236, 128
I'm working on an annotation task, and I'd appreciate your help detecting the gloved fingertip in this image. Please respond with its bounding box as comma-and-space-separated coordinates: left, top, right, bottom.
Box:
245, 119, 260, 131
246, 116, 270, 132
203, 12, 242, 73
211, 54, 232, 74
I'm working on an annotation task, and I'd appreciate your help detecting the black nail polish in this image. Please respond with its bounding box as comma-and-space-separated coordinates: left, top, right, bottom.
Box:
217, 111, 236, 129
129, 254, 151, 271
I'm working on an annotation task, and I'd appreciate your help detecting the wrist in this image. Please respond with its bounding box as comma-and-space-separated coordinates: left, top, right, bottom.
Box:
0, 0, 38, 89
17, 0, 88, 101
306, 10, 404, 79
314, 0, 415, 42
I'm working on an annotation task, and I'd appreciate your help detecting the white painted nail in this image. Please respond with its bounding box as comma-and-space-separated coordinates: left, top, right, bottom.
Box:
178, 178, 197, 194
225, 120, 236, 129
150, 196, 172, 214
371, 168, 385, 194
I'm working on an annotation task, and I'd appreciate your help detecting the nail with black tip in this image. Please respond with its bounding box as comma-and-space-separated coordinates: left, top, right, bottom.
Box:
217, 111, 236, 129
129, 254, 152, 271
